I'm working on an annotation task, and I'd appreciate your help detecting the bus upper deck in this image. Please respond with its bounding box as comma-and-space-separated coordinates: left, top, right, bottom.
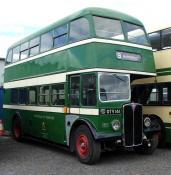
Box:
5, 7, 155, 84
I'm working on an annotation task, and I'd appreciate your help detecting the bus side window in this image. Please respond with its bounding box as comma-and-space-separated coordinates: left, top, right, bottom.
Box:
82, 74, 96, 106
11, 89, 18, 104
149, 32, 161, 51
147, 86, 160, 104
6, 49, 12, 64
53, 24, 68, 48
19, 88, 28, 105
51, 84, 65, 106
162, 28, 171, 49
39, 86, 50, 105
70, 76, 80, 106
12, 46, 20, 62
69, 18, 90, 43
29, 87, 37, 105
29, 37, 40, 57
40, 31, 53, 52
20, 42, 29, 60
162, 84, 171, 104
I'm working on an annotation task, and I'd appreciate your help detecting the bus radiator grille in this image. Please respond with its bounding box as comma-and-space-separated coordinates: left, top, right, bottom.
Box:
123, 104, 143, 147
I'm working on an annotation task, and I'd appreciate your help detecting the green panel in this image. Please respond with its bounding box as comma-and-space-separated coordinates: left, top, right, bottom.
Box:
4, 109, 66, 145
5, 43, 155, 82
157, 68, 171, 76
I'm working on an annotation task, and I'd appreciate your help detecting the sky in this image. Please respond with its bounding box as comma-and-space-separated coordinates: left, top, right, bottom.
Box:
0, 0, 171, 58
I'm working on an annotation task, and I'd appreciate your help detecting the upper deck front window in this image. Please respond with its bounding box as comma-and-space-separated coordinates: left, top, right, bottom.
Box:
124, 22, 149, 46
93, 16, 124, 40
99, 73, 130, 102
93, 16, 149, 46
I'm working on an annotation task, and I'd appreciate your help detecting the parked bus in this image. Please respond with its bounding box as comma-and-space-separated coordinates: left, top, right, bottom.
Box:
4, 8, 158, 164
132, 25, 171, 147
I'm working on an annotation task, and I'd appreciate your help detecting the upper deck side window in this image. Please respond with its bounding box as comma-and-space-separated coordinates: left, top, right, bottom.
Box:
149, 31, 161, 51
29, 37, 40, 56
93, 16, 124, 40
123, 22, 149, 46
12, 46, 20, 62
69, 18, 90, 42
6, 49, 12, 64
20, 42, 29, 60
40, 31, 53, 52
53, 24, 68, 48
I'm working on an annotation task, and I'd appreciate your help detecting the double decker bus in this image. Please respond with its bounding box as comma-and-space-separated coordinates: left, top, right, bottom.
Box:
132, 26, 171, 147
4, 8, 158, 164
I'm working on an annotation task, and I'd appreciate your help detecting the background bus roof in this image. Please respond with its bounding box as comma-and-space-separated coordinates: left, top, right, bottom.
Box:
148, 24, 171, 33
9, 7, 143, 49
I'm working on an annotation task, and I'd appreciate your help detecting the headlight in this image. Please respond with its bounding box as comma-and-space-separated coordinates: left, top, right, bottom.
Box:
144, 117, 151, 127
112, 120, 120, 131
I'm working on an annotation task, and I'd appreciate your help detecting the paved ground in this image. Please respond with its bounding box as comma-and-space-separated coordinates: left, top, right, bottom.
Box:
0, 137, 171, 175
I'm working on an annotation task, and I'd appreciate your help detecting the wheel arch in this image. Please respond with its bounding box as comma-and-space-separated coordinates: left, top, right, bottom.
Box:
69, 119, 97, 152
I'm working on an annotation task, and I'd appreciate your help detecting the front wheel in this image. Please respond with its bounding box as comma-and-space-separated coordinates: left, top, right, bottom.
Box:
134, 134, 158, 155
74, 125, 101, 164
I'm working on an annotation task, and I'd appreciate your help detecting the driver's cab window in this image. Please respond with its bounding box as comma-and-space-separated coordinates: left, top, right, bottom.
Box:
82, 74, 96, 106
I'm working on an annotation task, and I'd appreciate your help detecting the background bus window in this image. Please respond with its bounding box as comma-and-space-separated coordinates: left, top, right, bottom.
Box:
93, 16, 124, 40
82, 75, 96, 106
51, 84, 65, 106
20, 42, 29, 60
147, 87, 160, 104
29, 37, 40, 56
29, 87, 37, 105
53, 24, 68, 48
149, 32, 161, 51
19, 88, 28, 104
162, 28, 171, 49
70, 18, 90, 42
39, 86, 50, 105
70, 76, 80, 106
40, 31, 53, 52
162, 85, 171, 104
12, 46, 20, 62
11, 89, 18, 104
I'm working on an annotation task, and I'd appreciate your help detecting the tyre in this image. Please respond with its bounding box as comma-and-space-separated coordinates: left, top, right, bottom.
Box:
157, 121, 166, 148
12, 117, 23, 141
134, 134, 158, 155
74, 125, 101, 164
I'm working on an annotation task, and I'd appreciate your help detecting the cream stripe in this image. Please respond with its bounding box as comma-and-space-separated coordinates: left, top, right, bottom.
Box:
4, 73, 66, 89
80, 108, 99, 115
3, 105, 64, 113
3, 105, 99, 115
5, 38, 152, 69
165, 127, 171, 129
4, 68, 156, 89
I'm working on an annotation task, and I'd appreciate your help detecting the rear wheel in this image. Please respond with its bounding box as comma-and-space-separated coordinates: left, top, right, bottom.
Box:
12, 117, 23, 141
74, 125, 101, 164
134, 134, 158, 155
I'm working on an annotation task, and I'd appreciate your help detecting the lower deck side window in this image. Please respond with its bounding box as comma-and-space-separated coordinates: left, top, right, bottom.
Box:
39, 86, 50, 105
51, 84, 65, 106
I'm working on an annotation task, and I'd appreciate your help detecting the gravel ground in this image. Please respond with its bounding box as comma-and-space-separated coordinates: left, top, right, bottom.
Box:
0, 137, 171, 175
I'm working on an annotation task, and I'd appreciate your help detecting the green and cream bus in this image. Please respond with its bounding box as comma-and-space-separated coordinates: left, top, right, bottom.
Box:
132, 25, 171, 147
4, 8, 158, 164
